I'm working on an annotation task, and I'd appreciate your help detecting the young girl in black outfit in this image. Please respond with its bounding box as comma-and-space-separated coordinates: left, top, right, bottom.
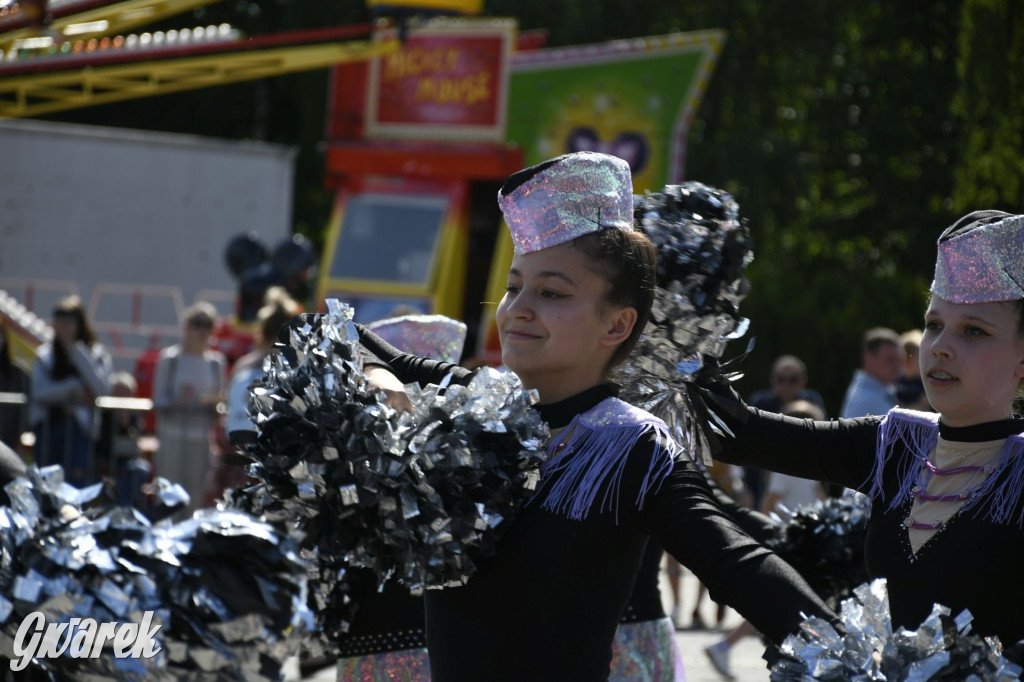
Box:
359, 151, 838, 681
699, 210, 1024, 651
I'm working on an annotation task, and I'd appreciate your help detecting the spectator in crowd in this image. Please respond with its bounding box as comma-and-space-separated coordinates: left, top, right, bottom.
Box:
686, 459, 746, 630
839, 327, 902, 418
96, 371, 150, 506
29, 295, 112, 486
224, 287, 301, 436
0, 325, 30, 450
748, 355, 828, 416
745, 355, 828, 509
759, 400, 827, 517
0, 438, 27, 505
705, 399, 827, 681
213, 287, 301, 506
895, 329, 932, 411
151, 301, 226, 515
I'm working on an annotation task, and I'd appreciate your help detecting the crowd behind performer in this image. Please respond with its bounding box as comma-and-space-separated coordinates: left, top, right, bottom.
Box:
151, 301, 226, 515
29, 295, 112, 486
683, 457, 742, 629
704, 399, 827, 680
896, 329, 932, 411
358, 151, 839, 681
748, 355, 828, 416
698, 210, 1024, 653
745, 355, 828, 511
839, 327, 903, 418
0, 324, 29, 449
759, 400, 828, 516
94, 371, 150, 506
216, 287, 302, 506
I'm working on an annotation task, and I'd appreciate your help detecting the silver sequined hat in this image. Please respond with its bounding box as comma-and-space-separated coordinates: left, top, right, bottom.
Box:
497, 151, 634, 255
366, 314, 467, 364
930, 211, 1024, 304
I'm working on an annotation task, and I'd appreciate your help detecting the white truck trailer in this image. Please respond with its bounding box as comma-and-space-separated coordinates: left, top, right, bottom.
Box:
0, 118, 295, 371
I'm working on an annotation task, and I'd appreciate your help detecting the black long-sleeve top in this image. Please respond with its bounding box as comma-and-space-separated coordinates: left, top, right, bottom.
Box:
358, 327, 837, 681
708, 401, 1024, 646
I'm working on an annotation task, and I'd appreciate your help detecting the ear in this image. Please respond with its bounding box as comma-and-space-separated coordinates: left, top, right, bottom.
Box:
600, 306, 638, 348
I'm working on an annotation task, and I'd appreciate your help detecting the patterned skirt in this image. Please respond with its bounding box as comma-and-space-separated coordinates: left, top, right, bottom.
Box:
337, 647, 431, 682
336, 618, 685, 681
609, 617, 686, 682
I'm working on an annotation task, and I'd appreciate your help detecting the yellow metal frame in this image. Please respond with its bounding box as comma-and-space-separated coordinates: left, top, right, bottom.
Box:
365, 0, 483, 15
426, 201, 467, 320
0, 37, 399, 118
316, 185, 468, 320
0, 0, 221, 50
474, 222, 513, 360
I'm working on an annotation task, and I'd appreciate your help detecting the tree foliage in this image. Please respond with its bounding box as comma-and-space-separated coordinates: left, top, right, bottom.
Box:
43, 0, 1024, 408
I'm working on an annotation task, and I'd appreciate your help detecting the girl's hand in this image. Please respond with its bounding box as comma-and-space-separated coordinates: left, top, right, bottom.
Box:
365, 365, 413, 414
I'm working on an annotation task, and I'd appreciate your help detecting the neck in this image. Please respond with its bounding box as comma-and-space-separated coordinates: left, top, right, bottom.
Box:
534, 383, 616, 429
937, 415, 1023, 440
523, 370, 610, 405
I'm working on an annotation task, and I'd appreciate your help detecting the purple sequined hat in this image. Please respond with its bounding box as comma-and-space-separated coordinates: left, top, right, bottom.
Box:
366, 314, 467, 364
930, 211, 1024, 304
497, 151, 635, 255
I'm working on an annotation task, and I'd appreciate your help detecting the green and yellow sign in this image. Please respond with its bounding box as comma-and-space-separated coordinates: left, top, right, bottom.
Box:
506, 30, 726, 193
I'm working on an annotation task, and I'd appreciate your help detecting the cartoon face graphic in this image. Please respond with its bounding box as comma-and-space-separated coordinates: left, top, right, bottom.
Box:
565, 127, 650, 177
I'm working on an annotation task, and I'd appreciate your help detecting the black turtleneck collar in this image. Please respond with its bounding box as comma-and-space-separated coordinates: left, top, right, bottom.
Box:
938, 416, 1024, 442
535, 384, 618, 429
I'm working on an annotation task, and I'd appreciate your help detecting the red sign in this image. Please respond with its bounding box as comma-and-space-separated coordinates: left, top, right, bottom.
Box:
365, 19, 514, 142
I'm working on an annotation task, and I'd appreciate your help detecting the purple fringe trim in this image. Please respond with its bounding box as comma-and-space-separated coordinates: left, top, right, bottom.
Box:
868, 408, 939, 511
972, 435, 1024, 526
869, 408, 1024, 526
535, 398, 681, 522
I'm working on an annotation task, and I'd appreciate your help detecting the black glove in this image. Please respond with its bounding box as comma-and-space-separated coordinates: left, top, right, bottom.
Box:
688, 354, 751, 438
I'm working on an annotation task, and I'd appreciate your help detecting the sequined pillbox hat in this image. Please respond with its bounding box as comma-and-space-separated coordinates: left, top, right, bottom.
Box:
930, 210, 1024, 304
366, 314, 467, 364
497, 151, 635, 255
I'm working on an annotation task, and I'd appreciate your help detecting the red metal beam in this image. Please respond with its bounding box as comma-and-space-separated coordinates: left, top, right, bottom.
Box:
324, 141, 523, 185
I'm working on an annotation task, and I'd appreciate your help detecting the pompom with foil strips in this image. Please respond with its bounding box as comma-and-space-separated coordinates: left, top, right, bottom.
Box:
0, 466, 313, 681
613, 182, 753, 464
232, 300, 548, 654
765, 493, 871, 611
769, 579, 1023, 681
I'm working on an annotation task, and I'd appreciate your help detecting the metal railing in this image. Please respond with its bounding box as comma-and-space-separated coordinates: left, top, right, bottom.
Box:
1, 391, 156, 505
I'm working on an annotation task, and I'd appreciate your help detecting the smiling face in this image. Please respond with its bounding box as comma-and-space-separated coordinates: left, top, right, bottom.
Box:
496, 242, 637, 403
920, 296, 1024, 426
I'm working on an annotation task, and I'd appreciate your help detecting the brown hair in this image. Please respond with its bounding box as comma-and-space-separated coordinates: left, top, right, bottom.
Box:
257, 287, 302, 345
570, 227, 657, 368
53, 295, 95, 346
862, 327, 900, 354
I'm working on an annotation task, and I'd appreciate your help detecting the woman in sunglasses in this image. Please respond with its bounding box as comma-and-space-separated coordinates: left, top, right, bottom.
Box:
151, 301, 226, 515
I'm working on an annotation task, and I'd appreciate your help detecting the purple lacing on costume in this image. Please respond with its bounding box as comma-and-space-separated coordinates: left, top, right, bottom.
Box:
867, 408, 939, 511
535, 398, 680, 522
868, 409, 1024, 526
